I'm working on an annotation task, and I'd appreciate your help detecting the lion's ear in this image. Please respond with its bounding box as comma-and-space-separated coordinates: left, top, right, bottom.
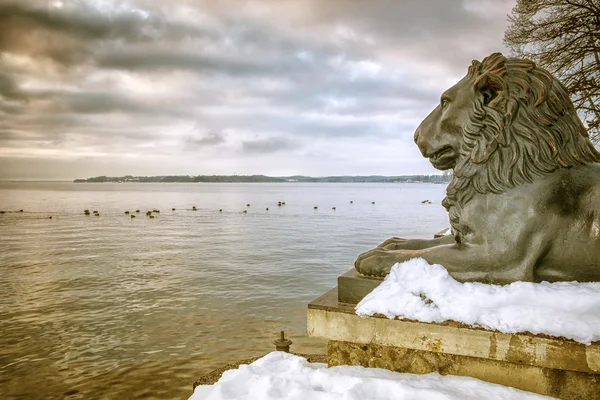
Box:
475, 73, 504, 105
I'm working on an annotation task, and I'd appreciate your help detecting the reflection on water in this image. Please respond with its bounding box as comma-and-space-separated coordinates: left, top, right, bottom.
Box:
0, 182, 448, 399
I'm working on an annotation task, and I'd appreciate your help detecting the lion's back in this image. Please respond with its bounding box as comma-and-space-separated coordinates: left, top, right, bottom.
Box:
536, 163, 600, 282
542, 163, 600, 217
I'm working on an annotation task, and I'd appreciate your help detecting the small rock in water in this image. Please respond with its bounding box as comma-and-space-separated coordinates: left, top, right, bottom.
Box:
19, 209, 23, 212
247, 204, 250, 207
332, 207, 336, 210
48, 216, 52, 219
124, 211, 130, 214
149, 215, 155, 219
135, 210, 140, 213
219, 209, 222, 212
371, 202, 375, 204
314, 206, 318, 210
266, 208, 269, 211
172, 208, 176, 211
131, 215, 136, 218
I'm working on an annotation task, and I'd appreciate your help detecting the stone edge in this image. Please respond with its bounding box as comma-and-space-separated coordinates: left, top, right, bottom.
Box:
308, 287, 600, 374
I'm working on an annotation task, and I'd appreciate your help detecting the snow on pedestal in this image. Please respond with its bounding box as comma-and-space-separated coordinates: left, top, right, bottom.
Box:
355, 258, 600, 344
190, 352, 553, 400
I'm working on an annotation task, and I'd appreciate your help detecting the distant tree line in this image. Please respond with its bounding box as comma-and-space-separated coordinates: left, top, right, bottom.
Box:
73, 174, 451, 184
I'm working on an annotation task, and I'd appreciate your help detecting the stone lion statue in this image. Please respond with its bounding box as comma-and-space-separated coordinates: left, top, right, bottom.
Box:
355, 52, 600, 283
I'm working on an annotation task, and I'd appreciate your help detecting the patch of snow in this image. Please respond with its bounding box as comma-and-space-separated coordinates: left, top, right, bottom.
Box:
355, 258, 600, 344
189, 352, 553, 400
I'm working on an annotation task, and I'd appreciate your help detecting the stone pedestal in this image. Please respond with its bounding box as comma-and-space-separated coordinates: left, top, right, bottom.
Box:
307, 287, 600, 400
337, 268, 382, 304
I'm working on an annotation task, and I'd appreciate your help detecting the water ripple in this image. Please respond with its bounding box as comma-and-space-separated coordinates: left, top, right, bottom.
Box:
0, 182, 448, 399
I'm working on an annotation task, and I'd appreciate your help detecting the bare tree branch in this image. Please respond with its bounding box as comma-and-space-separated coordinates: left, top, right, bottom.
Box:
505, 0, 600, 143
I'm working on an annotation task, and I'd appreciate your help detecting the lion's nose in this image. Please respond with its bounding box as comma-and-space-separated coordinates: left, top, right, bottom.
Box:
414, 127, 420, 144
414, 126, 432, 157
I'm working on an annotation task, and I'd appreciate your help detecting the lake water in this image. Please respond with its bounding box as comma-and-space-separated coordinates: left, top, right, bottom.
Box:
0, 182, 449, 399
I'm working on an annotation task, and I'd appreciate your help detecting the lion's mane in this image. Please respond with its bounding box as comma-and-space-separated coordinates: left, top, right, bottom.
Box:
443, 53, 600, 238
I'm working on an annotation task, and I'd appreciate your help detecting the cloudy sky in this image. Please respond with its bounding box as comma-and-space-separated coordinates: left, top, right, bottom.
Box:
0, 0, 515, 180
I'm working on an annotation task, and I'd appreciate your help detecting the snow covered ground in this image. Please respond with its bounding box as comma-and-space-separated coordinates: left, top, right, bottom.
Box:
356, 258, 600, 344
189, 352, 553, 400
190, 259, 598, 399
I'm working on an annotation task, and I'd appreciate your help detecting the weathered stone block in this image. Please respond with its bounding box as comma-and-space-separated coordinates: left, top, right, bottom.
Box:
308, 287, 600, 400
337, 268, 382, 304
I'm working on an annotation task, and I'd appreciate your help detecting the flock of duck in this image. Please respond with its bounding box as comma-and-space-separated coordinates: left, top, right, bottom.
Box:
1, 200, 431, 220
83, 208, 165, 218
80, 200, 358, 218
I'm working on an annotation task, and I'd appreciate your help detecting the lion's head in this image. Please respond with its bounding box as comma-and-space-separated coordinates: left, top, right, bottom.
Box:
413, 52, 600, 237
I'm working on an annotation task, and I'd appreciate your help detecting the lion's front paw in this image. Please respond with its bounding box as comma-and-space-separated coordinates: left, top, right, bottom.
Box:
354, 248, 401, 277
378, 237, 403, 249
378, 237, 429, 250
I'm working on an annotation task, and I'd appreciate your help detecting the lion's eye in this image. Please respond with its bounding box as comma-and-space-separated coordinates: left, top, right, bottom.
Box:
441, 99, 449, 110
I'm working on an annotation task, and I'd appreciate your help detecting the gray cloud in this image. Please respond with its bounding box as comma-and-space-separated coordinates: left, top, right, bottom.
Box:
96, 48, 284, 75
0, 72, 26, 101
64, 92, 150, 114
0, 0, 515, 179
0, 103, 23, 115
297, 0, 514, 70
186, 130, 226, 148
0, 0, 166, 67
242, 137, 296, 154
0, 1, 154, 40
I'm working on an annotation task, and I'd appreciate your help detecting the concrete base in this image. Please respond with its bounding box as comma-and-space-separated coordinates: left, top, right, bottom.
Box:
308, 287, 600, 400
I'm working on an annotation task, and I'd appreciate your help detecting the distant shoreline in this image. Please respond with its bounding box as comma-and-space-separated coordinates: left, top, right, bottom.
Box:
73, 174, 451, 184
